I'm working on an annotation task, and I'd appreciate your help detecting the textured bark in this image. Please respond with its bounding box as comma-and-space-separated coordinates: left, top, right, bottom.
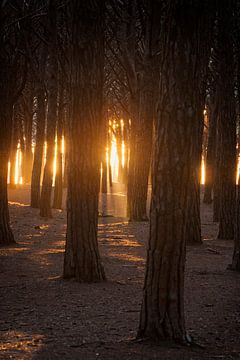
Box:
40, 1, 58, 218
30, 86, 46, 208
217, 6, 236, 240
63, 0, 105, 282
138, 0, 212, 343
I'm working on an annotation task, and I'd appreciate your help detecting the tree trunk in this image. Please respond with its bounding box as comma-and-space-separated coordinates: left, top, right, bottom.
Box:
63, 0, 105, 282
53, 100, 63, 209
22, 89, 34, 185
138, 0, 212, 343
203, 96, 217, 204
231, 184, 240, 270
40, 1, 58, 218
9, 109, 19, 188
217, 6, 236, 240
0, 106, 15, 245
31, 86, 46, 208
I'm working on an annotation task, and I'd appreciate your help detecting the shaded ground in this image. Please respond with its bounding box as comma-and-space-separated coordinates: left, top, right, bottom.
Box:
0, 187, 240, 359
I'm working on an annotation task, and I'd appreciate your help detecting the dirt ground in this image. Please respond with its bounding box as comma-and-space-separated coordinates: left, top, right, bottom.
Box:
0, 187, 240, 359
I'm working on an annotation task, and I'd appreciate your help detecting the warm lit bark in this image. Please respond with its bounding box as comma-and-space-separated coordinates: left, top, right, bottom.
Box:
63, 0, 105, 282
138, 0, 212, 343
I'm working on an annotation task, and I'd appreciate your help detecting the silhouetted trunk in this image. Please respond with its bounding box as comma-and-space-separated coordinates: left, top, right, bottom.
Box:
101, 120, 108, 194
9, 109, 19, 188
63, 0, 105, 282
31, 86, 46, 208
231, 184, 240, 270
0, 105, 15, 245
53, 100, 63, 209
217, 6, 236, 240
203, 96, 217, 204
40, 1, 58, 218
138, 0, 212, 343
22, 89, 33, 184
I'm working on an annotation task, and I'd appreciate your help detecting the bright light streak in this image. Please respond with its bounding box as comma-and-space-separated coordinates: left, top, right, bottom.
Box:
201, 157, 205, 185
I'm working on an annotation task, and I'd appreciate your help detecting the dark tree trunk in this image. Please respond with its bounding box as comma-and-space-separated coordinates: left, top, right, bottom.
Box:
9, 108, 19, 188
138, 0, 212, 343
22, 88, 34, 185
53, 100, 64, 209
31, 86, 46, 208
101, 120, 108, 194
203, 96, 217, 204
63, 0, 105, 282
217, 6, 236, 240
127, 69, 153, 221
40, 1, 58, 218
231, 184, 240, 270
0, 105, 15, 245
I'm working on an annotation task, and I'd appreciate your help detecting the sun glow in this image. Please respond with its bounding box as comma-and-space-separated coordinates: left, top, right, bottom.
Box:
110, 135, 119, 182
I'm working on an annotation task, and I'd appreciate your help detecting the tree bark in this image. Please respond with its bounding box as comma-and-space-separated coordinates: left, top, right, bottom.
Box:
30, 86, 46, 208
40, 1, 58, 218
63, 0, 105, 282
203, 96, 217, 204
231, 185, 240, 270
53, 99, 64, 210
138, 0, 213, 343
217, 6, 236, 240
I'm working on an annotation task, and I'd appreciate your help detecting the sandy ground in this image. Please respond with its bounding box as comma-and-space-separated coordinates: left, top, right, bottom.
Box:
0, 185, 240, 359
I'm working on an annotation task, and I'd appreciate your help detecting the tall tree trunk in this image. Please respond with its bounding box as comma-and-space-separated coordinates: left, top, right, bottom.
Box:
40, 1, 58, 218
231, 184, 240, 270
217, 6, 236, 240
53, 99, 64, 209
186, 136, 203, 244
127, 66, 154, 221
9, 109, 19, 188
0, 105, 15, 245
138, 0, 212, 342
31, 86, 46, 208
203, 96, 217, 204
22, 88, 34, 185
63, 0, 105, 282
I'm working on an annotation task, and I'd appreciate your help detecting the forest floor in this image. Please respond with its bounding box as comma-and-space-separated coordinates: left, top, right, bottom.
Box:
0, 186, 240, 360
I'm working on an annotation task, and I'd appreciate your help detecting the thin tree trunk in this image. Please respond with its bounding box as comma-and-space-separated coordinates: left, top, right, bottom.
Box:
231, 184, 240, 270
31, 86, 46, 208
203, 96, 217, 204
40, 1, 58, 218
22, 90, 34, 185
9, 109, 19, 188
53, 100, 63, 209
63, 0, 105, 282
